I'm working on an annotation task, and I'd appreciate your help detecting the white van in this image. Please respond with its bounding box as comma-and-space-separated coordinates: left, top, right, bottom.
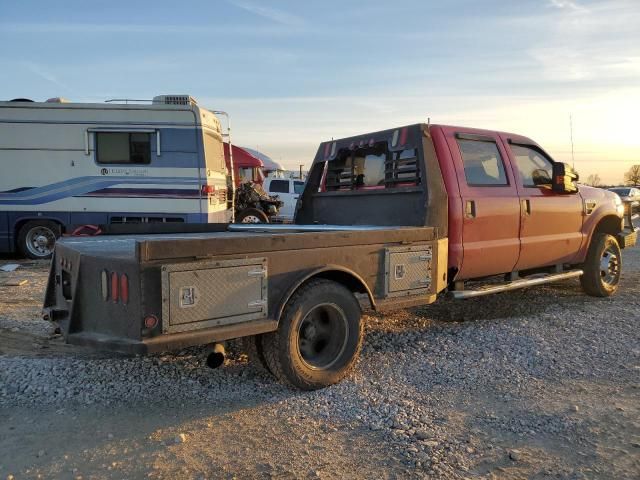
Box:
0, 95, 230, 258
263, 177, 305, 222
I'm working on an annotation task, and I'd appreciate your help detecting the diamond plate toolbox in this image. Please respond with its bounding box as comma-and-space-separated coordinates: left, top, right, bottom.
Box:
384, 245, 432, 297
161, 257, 267, 334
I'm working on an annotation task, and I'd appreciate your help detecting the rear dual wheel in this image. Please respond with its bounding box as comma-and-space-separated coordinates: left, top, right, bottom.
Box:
261, 279, 364, 390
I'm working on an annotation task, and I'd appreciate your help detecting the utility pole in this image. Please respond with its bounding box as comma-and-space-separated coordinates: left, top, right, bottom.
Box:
299, 164, 304, 179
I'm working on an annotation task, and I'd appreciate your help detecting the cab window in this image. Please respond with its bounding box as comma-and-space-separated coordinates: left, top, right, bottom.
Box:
269, 180, 289, 193
293, 181, 305, 194
511, 145, 553, 187
457, 139, 508, 186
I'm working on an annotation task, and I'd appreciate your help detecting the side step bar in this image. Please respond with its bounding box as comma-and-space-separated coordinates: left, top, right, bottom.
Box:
450, 269, 583, 300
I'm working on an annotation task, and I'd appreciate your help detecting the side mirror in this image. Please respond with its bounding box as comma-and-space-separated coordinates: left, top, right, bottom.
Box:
551, 162, 579, 194
532, 169, 552, 186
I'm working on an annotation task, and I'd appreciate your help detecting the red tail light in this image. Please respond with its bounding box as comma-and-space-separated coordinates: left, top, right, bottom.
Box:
144, 315, 158, 329
201, 184, 216, 195
111, 272, 119, 303
120, 274, 129, 305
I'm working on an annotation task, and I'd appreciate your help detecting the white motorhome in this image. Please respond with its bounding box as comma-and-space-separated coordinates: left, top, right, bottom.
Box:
0, 95, 231, 258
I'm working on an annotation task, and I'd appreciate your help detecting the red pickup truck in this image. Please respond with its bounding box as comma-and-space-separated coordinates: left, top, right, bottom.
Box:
44, 123, 637, 389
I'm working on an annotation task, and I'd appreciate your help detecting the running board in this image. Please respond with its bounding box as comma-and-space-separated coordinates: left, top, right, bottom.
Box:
450, 269, 583, 300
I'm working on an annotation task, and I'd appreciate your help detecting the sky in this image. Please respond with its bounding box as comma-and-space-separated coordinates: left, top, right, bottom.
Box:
1, 0, 639, 184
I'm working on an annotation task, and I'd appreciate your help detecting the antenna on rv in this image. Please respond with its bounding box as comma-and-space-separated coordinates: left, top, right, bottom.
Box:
569, 114, 575, 169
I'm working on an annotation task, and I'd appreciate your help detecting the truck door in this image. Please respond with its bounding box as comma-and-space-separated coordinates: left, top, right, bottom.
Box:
444, 128, 521, 279
502, 139, 584, 270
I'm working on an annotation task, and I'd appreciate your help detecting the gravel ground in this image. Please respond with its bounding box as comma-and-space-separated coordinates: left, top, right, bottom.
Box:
1, 240, 639, 479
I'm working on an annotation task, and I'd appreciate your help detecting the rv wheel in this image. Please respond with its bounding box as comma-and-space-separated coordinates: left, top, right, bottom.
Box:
236, 208, 269, 223
17, 220, 60, 259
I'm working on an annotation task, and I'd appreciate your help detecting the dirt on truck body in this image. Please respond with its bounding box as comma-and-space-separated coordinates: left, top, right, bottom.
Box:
44, 123, 638, 389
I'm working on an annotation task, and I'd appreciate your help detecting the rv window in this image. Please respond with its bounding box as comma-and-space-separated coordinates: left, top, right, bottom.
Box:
96, 132, 151, 164
203, 133, 226, 172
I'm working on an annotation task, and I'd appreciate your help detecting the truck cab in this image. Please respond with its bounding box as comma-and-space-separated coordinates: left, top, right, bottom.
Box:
297, 123, 633, 293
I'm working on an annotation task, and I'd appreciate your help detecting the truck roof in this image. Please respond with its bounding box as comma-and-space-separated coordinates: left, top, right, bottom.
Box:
312, 123, 539, 165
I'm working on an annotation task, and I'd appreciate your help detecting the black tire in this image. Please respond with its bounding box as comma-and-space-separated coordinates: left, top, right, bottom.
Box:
580, 233, 622, 297
17, 220, 61, 259
262, 279, 364, 390
240, 335, 272, 374
236, 208, 269, 224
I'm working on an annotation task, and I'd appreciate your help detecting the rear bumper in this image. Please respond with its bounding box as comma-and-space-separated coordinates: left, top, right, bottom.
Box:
62, 318, 278, 355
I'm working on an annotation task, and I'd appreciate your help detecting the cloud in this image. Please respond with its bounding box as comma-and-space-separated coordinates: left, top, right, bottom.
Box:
227, 1, 305, 27
548, 0, 588, 12
21, 62, 70, 92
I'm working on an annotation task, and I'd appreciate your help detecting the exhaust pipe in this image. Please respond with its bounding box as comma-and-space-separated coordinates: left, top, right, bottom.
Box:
206, 343, 226, 369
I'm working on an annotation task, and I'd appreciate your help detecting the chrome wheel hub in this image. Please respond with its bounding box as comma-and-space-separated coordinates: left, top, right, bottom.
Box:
26, 226, 56, 257
599, 248, 620, 286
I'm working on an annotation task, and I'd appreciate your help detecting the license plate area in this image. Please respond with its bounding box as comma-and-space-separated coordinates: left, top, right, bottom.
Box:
161, 257, 267, 334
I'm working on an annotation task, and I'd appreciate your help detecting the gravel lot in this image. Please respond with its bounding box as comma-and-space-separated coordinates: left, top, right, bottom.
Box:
1, 239, 639, 479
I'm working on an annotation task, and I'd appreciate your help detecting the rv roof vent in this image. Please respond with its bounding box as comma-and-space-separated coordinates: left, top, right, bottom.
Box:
46, 97, 70, 103
152, 95, 198, 106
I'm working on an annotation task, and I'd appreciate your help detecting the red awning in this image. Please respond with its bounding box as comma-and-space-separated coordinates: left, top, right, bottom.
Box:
224, 143, 263, 169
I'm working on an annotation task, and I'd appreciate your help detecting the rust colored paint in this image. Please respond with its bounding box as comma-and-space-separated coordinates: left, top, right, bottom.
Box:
497, 133, 584, 269
439, 125, 521, 279
430, 125, 464, 274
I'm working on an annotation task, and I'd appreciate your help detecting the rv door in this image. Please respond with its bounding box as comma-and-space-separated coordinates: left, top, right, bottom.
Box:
202, 130, 228, 218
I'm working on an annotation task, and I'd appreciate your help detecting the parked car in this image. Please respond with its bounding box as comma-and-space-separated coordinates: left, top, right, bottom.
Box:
44, 123, 637, 390
263, 177, 305, 222
608, 187, 640, 214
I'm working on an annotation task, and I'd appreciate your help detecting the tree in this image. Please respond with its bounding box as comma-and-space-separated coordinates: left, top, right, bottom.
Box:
624, 165, 640, 186
586, 173, 601, 187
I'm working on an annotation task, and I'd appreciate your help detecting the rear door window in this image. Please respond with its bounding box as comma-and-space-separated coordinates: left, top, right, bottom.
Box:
293, 181, 305, 194
457, 139, 508, 186
268, 180, 290, 193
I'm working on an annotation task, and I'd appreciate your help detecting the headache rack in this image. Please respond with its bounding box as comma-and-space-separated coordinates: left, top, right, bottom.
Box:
325, 144, 420, 190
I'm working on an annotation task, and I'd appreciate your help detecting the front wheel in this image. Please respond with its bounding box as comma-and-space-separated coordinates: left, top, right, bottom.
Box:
17, 220, 60, 259
580, 233, 622, 297
262, 279, 364, 390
